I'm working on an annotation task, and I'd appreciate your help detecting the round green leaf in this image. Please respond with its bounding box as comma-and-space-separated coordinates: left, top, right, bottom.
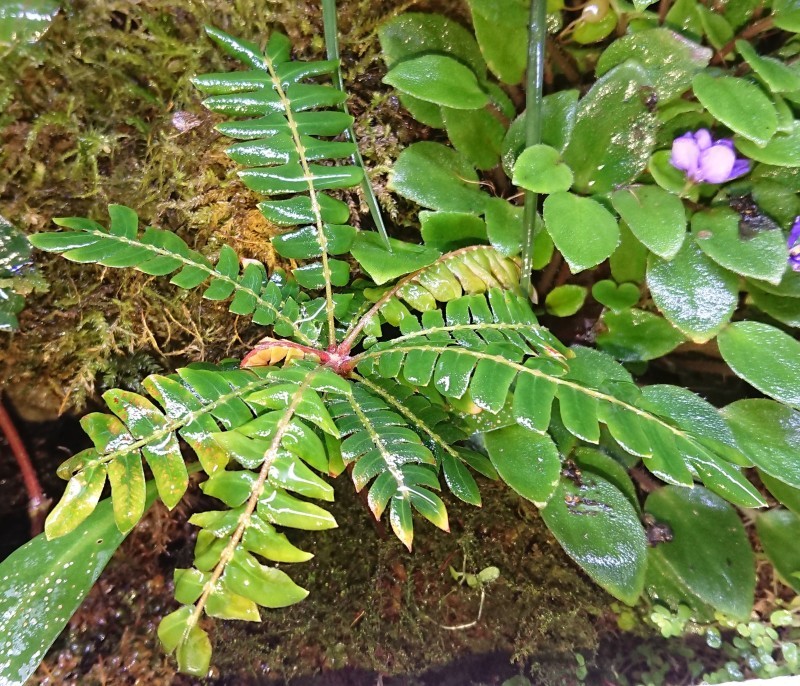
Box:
563, 63, 657, 194
466, 0, 528, 84
591, 280, 641, 311
484, 425, 561, 507
646, 238, 738, 343
442, 107, 505, 170
734, 122, 800, 167
596, 28, 711, 102
378, 12, 487, 77
543, 192, 619, 272
645, 486, 755, 620
420, 211, 487, 251
722, 399, 800, 489
572, 10, 617, 44
610, 222, 648, 284
611, 186, 687, 260
545, 284, 587, 317
692, 73, 777, 146
756, 509, 800, 592
0, 0, 59, 48
389, 142, 488, 214
691, 208, 788, 285
541, 473, 648, 605
513, 144, 574, 194
597, 308, 686, 361
384, 54, 489, 110
717, 321, 800, 409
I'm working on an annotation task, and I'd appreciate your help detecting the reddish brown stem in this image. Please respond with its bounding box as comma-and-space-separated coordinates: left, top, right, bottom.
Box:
713, 17, 775, 65
0, 397, 50, 536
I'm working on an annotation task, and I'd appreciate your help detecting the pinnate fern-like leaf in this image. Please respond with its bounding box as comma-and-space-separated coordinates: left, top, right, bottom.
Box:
195, 27, 368, 344
28, 205, 317, 343
157, 365, 342, 676
354, 292, 766, 510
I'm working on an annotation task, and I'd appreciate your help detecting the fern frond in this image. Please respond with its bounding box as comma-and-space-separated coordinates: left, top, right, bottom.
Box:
357, 334, 766, 509
354, 373, 496, 507
28, 205, 315, 345
158, 365, 343, 676
341, 245, 524, 350
195, 27, 367, 347
326, 382, 452, 550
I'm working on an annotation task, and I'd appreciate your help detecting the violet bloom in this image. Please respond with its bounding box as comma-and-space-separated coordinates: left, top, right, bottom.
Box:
789, 216, 800, 272
670, 129, 750, 184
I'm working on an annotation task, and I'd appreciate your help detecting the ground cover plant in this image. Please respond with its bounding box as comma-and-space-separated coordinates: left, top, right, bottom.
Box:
1, 0, 800, 682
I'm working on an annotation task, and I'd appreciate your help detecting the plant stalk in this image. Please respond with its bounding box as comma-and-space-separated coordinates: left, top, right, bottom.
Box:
321, 0, 392, 252
0, 396, 50, 536
519, 0, 548, 296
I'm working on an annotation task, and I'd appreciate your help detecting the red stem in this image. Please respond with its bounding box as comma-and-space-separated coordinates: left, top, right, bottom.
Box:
0, 397, 50, 536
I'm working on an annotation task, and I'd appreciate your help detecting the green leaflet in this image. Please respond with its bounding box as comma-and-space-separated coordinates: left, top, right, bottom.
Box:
355, 298, 763, 497
30, 206, 308, 342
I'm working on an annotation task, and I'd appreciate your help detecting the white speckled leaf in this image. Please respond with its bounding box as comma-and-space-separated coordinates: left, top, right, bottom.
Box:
0, 484, 156, 685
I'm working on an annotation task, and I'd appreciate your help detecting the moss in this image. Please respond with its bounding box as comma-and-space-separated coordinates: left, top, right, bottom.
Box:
207, 481, 603, 683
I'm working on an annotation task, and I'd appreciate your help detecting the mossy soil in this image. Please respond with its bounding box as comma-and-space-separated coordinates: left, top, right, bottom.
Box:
0, 1, 750, 684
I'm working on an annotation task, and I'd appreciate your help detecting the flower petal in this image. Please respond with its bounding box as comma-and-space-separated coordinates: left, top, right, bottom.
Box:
729, 158, 751, 181
694, 129, 713, 151
670, 137, 700, 174
788, 216, 800, 248
698, 144, 735, 183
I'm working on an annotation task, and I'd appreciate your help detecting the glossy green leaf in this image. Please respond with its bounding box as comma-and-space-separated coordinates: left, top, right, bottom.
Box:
107, 452, 147, 534
692, 73, 777, 146
0, 0, 58, 49
734, 121, 800, 167
0, 483, 156, 685
758, 471, 800, 516
756, 510, 800, 592
597, 309, 686, 361
442, 107, 505, 170
545, 285, 587, 317
591, 280, 640, 312
722, 399, 800, 489
224, 548, 309, 608
271, 223, 356, 259
441, 452, 481, 506
103, 389, 189, 509
45, 465, 107, 539
378, 12, 486, 77
292, 259, 350, 289
736, 40, 800, 93
645, 486, 755, 620
772, 0, 800, 32
611, 186, 686, 260
646, 239, 738, 343
595, 28, 711, 101
541, 474, 648, 605
389, 142, 488, 214
258, 484, 337, 530
562, 63, 657, 194
484, 425, 561, 507
420, 211, 487, 252
384, 54, 488, 110
543, 192, 619, 272
351, 232, 441, 285
610, 223, 648, 284
466, 0, 528, 83
573, 447, 640, 512
390, 495, 415, 550
718, 322, 800, 409
691, 208, 787, 284
513, 144, 574, 194
484, 198, 524, 256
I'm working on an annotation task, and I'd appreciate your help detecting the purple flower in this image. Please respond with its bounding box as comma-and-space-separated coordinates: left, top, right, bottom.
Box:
789, 216, 800, 272
670, 129, 750, 184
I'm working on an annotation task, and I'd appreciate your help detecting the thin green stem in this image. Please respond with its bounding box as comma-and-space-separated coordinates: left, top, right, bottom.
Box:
519, 0, 548, 296
321, 0, 392, 252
